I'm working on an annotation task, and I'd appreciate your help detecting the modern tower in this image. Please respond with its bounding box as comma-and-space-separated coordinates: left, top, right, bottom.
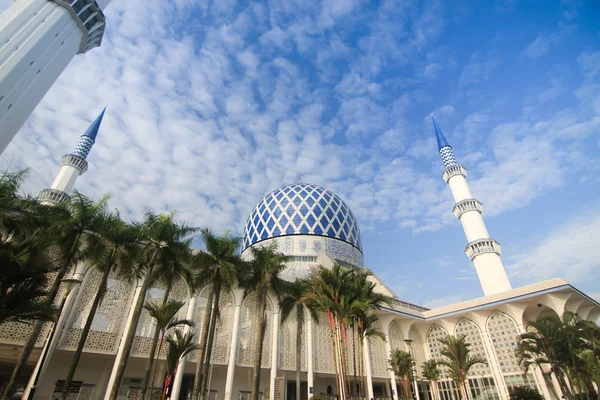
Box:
38, 107, 105, 204
432, 116, 512, 296
0, 0, 112, 154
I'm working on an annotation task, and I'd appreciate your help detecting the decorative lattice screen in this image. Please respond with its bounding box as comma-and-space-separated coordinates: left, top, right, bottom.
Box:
389, 321, 408, 352
427, 325, 449, 377
369, 321, 388, 378
409, 325, 425, 376
278, 308, 307, 371
454, 319, 489, 376
314, 312, 334, 373
59, 268, 135, 354
487, 312, 521, 374
236, 294, 272, 368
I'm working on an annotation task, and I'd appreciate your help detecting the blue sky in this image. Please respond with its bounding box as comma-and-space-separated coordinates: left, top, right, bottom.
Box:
1, 0, 599, 308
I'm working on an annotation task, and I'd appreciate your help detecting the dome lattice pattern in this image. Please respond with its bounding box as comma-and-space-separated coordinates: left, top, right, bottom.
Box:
243, 183, 362, 251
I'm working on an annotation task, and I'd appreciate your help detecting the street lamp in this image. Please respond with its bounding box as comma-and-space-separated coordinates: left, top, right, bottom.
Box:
26, 276, 82, 400
403, 340, 420, 400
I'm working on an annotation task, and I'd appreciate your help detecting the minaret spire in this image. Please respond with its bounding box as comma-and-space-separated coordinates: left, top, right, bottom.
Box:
38, 108, 106, 205
432, 116, 512, 296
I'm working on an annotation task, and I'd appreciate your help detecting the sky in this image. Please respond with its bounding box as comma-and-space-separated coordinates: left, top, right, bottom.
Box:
0, 0, 599, 308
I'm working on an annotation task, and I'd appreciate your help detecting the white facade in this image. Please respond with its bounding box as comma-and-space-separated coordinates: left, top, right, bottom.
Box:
0, 0, 109, 154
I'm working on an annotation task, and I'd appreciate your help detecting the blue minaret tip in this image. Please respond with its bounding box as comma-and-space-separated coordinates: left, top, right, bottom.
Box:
82, 107, 106, 142
431, 114, 450, 150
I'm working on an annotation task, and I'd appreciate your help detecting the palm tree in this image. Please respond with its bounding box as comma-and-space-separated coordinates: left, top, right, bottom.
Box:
139, 247, 196, 400
108, 211, 197, 400
2, 191, 112, 400
59, 214, 139, 400
191, 229, 243, 400
437, 335, 486, 400
142, 299, 194, 400
280, 280, 318, 400
421, 360, 441, 400
0, 232, 57, 325
164, 331, 199, 400
239, 244, 290, 400
389, 349, 414, 400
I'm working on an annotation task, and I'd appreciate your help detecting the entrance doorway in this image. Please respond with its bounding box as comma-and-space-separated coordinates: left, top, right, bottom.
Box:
286, 380, 308, 400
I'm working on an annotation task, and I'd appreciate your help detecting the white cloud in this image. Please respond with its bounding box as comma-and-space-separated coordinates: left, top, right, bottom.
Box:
523, 32, 560, 59
459, 53, 497, 85
507, 208, 600, 284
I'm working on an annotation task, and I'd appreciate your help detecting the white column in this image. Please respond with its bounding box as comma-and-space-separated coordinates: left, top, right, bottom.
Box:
104, 277, 145, 400
171, 297, 197, 400
270, 306, 281, 400
363, 337, 374, 400
224, 293, 243, 400
22, 265, 87, 399
306, 314, 314, 399
383, 330, 398, 400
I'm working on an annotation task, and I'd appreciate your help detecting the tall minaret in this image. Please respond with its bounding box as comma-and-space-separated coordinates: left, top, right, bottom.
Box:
38, 108, 105, 205
0, 0, 112, 155
432, 115, 512, 296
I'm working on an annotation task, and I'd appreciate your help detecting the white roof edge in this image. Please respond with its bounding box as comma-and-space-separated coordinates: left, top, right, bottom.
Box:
423, 277, 570, 318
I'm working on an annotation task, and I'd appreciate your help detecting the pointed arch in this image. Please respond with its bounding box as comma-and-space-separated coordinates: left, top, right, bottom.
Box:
486, 311, 522, 375
453, 318, 490, 377
236, 292, 273, 368
409, 325, 426, 375
389, 320, 408, 352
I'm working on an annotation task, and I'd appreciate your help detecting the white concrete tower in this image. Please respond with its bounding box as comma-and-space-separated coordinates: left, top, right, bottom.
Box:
38, 107, 105, 204
0, 0, 112, 154
432, 116, 512, 296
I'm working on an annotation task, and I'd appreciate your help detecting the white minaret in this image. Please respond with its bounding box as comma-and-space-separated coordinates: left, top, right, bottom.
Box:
38, 107, 105, 204
0, 0, 112, 155
432, 115, 512, 296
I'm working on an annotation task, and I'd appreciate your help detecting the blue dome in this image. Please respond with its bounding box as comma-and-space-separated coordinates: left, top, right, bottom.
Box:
242, 183, 363, 252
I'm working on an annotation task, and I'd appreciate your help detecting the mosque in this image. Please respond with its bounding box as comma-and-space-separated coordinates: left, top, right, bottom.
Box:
0, 109, 598, 400
0, 1, 599, 400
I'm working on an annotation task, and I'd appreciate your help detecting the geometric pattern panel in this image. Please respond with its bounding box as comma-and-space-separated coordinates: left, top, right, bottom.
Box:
131, 279, 189, 358
73, 136, 94, 159
236, 294, 272, 368
487, 312, 521, 374
188, 286, 234, 365
389, 321, 408, 353
454, 319, 490, 377
409, 326, 426, 377
279, 308, 307, 371
427, 325, 450, 378
439, 146, 457, 168
370, 321, 388, 378
314, 312, 334, 373
243, 183, 362, 251
59, 268, 135, 354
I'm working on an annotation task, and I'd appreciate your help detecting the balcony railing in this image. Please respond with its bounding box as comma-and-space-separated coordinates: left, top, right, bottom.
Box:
465, 238, 501, 261
442, 164, 467, 182
452, 199, 483, 218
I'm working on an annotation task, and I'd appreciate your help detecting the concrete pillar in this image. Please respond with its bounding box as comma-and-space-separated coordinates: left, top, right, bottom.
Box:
363, 337, 374, 400
224, 291, 243, 400
23, 264, 87, 399
171, 297, 197, 400
479, 329, 509, 400
306, 313, 314, 399
104, 276, 145, 400
270, 305, 281, 400
383, 329, 399, 400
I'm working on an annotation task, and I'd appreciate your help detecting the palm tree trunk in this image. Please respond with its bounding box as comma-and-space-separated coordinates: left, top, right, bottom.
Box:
352, 326, 357, 397
192, 275, 217, 400
1, 237, 79, 400
141, 286, 172, 400
358, 332, 364, 398
108, 252, 158, 400
60, 258, 113, 400
251, 287, 268, 400
329, 311, 342, 400
296, 306, 302, 400
149, 331, 167, 400
200, 285, 221, 400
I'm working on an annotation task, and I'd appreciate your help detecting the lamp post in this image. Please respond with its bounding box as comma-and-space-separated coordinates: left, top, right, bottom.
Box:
26, 276, 82, 400
403, 340, 420, 400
